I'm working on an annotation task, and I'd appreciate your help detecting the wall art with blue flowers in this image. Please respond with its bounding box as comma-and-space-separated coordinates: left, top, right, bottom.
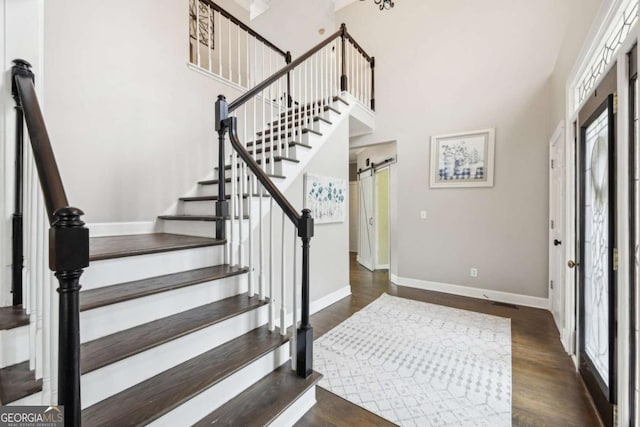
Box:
304, 173, 347, 224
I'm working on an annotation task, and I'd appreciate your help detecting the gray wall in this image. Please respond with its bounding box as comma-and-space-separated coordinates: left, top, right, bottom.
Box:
43, 0, 249, 223
338, 0, 601, 298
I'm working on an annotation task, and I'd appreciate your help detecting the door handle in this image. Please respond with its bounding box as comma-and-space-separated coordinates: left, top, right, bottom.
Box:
568, 260, 578, 269
369, 218, 373, 226
553, 239, 562, 246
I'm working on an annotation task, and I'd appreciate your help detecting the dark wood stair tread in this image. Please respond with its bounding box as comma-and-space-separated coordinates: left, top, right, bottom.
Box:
247, 141, 312, 156
80, 264, 247, 311
282, 104, 340, 117
0, 362, 42, 404
0, 305, 29, 330
90, 233, 225, 261
332, 95, 349, 106
179, 194, 268, 202
194, 361, 322, 427
198, 173, 285, 185
81, 293, 266, 374
269, 115, 331, 129
158, 215, 249, 221
248, 129, 321, 146
256, 126, 319, 138
82, 325, 289, 427
214, 156, 300, 171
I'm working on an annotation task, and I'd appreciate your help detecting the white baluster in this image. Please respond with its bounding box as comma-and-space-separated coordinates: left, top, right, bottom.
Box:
268, 199, 275, 331
237, 23, 241, 86
246, 32, 250, 89
280, 211, 286, 336
248, 172, 255, 297
217, 11, 222, 76
292, 230, 297, 371
227, 15, 232, 81
278, 76, 283, 158
229, 151, 236, 266
259, 180, 265, 300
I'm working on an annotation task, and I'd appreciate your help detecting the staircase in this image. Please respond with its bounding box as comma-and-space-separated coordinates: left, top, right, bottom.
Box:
1, 17, 373, 427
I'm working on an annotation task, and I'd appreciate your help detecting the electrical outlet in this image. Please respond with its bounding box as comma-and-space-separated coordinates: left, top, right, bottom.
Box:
420, 210, 427, 220
470, 268, 478, 278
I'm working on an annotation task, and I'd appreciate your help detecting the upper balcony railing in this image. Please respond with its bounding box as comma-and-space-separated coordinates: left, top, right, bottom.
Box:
189, 0, 289, 89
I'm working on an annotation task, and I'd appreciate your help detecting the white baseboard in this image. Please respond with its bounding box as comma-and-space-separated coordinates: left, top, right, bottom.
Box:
87, 221, 157, 237
310, 285, 351, 315
390, 274, 550, 310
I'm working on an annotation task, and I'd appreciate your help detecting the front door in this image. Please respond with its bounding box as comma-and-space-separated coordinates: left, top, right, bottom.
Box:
576, 67, 617, 427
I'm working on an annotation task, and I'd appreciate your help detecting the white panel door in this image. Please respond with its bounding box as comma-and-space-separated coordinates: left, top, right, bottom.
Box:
358, 171, 374, 271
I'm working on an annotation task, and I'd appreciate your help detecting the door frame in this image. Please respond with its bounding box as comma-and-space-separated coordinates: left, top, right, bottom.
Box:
577, 86, 617, 425
565, 18, 637, 424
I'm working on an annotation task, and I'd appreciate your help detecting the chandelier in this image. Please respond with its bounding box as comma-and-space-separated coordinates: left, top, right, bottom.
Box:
361, 0, 394, 11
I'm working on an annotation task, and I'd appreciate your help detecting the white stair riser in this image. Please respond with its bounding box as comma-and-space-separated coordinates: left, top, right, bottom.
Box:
180, 199, 252, 216
83, 246, 223, 290
0, 325, 30, 368
197, 177, 285, 197
251, 144, 311, 163
269, 385, 317, 427
161, 218, 250, 239
148, 343, 290, 427
82, 304, 269, 409
81, 273, 247, 342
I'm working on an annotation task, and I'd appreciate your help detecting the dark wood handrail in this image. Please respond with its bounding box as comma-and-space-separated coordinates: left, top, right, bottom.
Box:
345, 32, 372, 63
12, 64, 69, 225
225, 116, 301, 227
200, 0, 287, 57
228, 27, 343, 113
12, 59, 88, 427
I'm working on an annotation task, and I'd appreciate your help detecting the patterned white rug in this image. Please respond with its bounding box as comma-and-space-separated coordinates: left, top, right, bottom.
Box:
314, 293, 512, 427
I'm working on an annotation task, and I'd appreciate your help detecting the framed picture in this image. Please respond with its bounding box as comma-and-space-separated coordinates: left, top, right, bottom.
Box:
304, 173, 347, 224
429, 128, 495, 188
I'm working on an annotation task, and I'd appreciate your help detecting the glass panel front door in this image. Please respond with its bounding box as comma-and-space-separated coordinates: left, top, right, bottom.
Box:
582, 108, 612, 387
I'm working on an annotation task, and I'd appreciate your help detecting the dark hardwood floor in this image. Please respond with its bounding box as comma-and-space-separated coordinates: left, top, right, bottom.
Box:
296, 253, 602, 427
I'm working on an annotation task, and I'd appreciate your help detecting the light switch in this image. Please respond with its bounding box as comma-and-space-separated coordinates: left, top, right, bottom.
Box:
420, 210, 427, 220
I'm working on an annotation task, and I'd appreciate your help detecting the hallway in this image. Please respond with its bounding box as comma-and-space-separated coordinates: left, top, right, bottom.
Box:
297, 254, 602, 426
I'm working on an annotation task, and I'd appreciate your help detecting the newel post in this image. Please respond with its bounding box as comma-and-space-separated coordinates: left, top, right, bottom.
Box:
340, 23, 348, 92
296, 209, 314, 378
50, 207, 89, 427
10, 59, 32, 306
215, 95, 229, 241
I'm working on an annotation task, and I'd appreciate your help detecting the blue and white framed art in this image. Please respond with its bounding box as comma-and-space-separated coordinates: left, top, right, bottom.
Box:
429, 128, 495, 188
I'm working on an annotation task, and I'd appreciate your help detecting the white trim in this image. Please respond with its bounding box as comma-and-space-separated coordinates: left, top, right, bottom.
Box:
390, 274, 550, 310
310, 285, 351, 315
87, 221, 157, 237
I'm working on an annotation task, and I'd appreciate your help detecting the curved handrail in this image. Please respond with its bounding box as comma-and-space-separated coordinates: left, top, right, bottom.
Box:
12, 60, 69, 224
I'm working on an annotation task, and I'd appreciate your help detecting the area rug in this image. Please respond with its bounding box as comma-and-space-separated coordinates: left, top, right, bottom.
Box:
314, 293, 511, 426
